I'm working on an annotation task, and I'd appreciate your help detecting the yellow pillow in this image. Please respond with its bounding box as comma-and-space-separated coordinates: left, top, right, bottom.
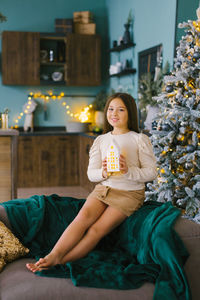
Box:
0, 221, 29, 272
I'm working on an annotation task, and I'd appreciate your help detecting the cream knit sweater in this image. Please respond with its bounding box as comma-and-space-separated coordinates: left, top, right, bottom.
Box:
87, 131, 157, 191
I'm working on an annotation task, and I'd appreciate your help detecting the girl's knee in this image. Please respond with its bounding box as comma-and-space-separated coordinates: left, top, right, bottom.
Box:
87, 224, 105, 240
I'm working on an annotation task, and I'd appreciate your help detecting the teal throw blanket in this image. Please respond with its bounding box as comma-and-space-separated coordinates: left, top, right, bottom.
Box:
1, 194, 191, 300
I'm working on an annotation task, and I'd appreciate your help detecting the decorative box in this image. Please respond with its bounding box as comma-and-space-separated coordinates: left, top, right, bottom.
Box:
74, 23, 96, 35
73, 11, 93, 24
55, 19, 73, 33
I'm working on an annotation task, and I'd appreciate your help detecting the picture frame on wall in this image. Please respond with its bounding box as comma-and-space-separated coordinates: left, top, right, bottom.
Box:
138, 44, 162, 79
138, 44, 163, 131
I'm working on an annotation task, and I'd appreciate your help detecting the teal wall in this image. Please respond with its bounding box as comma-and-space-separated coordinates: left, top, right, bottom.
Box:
0, 0, 108, 128
175, 0, 199, 46
105, 0, 177, 100
1, 0, 196, 129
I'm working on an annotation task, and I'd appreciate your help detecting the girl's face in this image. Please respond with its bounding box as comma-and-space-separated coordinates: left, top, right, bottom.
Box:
107, 98, 128, 131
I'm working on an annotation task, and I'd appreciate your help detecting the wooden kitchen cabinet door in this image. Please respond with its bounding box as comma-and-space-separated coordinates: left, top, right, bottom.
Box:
37, 136, 79, 187
2, 31, 40, 85
56, 136, 79, 186
18, 135, 80, 188
17, 136, 38, 187
66, 34, 101, 86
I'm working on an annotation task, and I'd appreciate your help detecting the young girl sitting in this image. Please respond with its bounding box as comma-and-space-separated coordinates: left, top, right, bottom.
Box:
26, 92, 157, 272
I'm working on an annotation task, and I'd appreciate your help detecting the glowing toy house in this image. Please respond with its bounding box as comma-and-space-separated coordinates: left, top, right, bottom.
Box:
106, 140, 120, 172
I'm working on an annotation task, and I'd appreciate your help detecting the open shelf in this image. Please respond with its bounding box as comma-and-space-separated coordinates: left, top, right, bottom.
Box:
109, 68, 136, 77
109, 42, 136, 52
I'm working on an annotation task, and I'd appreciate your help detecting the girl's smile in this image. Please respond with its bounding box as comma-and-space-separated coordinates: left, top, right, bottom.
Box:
107, 98, 129, 134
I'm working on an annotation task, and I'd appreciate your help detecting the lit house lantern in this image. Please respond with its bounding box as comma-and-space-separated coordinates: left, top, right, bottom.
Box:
107, 140, 120, 172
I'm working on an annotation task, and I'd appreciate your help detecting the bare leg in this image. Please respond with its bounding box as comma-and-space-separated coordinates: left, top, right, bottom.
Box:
26, 195, 107, 272
28, 206, 127, 272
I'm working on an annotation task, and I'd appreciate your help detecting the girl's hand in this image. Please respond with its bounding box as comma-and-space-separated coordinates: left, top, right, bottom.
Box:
102, 157, 108, 178
119, 154, 128, 174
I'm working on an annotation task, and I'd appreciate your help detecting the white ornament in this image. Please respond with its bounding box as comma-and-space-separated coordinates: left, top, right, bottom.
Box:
23, 99, 37, 132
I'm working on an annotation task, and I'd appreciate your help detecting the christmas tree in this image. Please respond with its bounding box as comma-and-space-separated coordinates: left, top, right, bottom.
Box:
145, 8, 200, 223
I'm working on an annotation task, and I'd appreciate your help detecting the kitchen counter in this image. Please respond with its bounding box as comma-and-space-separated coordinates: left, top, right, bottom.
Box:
0, 129, 19, 136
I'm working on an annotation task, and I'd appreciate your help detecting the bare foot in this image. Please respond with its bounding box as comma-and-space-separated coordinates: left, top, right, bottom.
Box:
26, 253, 61, 272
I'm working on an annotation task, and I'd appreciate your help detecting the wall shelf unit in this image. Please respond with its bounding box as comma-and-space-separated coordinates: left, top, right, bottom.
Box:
109, 68, 136, 77
109, 42, 136, 53
109, 41, 136, 78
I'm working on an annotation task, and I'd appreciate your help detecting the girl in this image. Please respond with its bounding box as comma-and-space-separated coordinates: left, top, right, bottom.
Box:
26, 92, 157, 272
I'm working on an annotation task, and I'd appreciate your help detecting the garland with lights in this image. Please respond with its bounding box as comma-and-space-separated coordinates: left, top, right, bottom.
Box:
145, 8, 200, 223
11, 92, 93, 128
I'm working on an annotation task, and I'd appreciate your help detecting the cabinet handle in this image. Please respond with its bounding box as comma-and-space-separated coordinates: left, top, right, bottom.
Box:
86, 144, 90, 154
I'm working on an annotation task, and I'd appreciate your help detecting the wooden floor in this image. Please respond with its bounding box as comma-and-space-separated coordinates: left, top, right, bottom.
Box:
17, 186, 90, 199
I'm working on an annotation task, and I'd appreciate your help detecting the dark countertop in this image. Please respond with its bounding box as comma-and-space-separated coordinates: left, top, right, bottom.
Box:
0, 129, 19, 136
17, 127, 98, 139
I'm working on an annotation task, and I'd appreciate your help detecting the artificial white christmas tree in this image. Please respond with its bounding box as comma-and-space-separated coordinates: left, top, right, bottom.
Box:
145, 8, 200, 223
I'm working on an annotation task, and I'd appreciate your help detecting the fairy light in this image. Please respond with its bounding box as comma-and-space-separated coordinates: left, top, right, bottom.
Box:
12, 91, 94, 127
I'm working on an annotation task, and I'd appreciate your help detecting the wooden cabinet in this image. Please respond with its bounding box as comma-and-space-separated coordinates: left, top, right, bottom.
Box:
79, 135, 95, 193
2, 32, 40, 85
17, 135, 79, 187
0, 131, 18, 202
66, 34, 101, 86
2, 31, 101, 86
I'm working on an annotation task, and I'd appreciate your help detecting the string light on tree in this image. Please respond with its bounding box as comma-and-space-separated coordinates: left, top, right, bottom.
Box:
145, 7, 200, 223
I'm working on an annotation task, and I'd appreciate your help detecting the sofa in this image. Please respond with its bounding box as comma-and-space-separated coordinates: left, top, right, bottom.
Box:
0, 204, 200, 300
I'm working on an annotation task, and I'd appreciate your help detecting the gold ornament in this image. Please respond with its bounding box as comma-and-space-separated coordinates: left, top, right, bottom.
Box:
177, 134, 185, 141
160, 168, 165, 174
196, 37, 200, 46
193, 20, 200, 31
188, 78, 196, 89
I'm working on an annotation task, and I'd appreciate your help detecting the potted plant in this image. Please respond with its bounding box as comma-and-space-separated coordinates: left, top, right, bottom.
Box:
92, 91, 108, 132
138, 62, 170, 130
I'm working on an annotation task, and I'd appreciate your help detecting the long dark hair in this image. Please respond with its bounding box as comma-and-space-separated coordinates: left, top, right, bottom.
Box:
103, 93, 140, 133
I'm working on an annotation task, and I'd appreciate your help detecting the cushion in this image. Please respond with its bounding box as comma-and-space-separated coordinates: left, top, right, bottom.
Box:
0, 221, 29, 272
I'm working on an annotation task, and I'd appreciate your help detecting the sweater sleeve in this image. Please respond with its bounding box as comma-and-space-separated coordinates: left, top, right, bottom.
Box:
87, 136, 105, 182
124, 133, 157, 183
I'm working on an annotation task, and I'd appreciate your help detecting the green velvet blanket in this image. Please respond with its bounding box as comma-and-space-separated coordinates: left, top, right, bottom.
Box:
1, 194, 191, 300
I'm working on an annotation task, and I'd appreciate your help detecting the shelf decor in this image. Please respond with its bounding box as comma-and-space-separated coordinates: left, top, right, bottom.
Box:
123, 9, 133, 44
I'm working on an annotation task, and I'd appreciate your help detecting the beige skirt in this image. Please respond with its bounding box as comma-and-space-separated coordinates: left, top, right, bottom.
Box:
87, 184, 145, 216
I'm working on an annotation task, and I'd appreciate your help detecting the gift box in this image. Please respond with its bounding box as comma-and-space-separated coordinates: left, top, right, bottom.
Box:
73, 11, 93, 24
55, 19, 73, 33
74, 23, 96, 35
